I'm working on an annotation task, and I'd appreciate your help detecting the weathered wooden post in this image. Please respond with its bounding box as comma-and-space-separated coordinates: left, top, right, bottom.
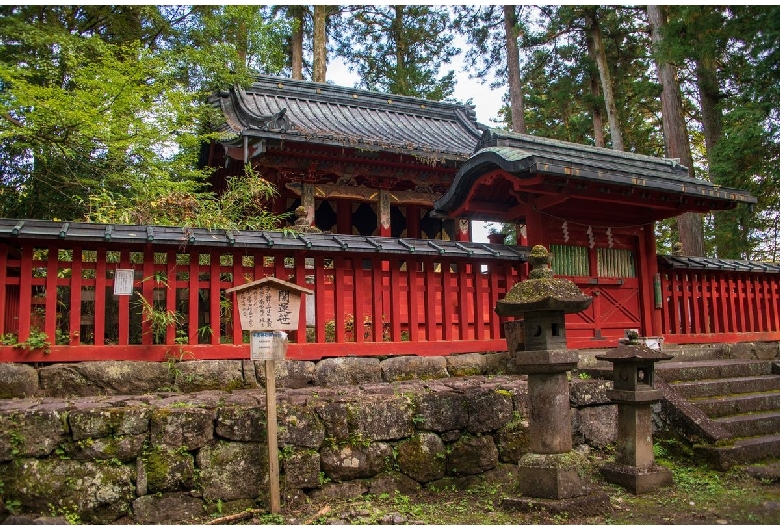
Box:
226, 277, 313, 514
596, 344, 674, 494
497, 245, 609, 514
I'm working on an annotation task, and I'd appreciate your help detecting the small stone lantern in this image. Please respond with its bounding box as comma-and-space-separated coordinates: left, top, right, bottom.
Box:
497, 246, 608, 514
596, 344, 674, 494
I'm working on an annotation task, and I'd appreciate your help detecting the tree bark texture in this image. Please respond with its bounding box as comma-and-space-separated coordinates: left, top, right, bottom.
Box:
696, 55, 723, 175
313, 5, 328, 82
585, 8, 624, 151
504, 5, 526, 134
585, 22, 606, 147
291, 8, 304, 80
648, 4, 703, 256
392, 5, 408, 94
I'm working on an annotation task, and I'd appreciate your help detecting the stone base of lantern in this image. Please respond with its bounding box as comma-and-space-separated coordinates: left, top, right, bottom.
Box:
501, 489, 610, 516
600, 462, 673, 495
515, 451, 592, 500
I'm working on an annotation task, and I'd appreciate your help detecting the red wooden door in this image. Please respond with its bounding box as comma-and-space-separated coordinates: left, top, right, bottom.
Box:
551, 242, 642, 348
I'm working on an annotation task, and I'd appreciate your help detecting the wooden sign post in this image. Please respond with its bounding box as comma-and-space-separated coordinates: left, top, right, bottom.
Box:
226, 277, 313, 514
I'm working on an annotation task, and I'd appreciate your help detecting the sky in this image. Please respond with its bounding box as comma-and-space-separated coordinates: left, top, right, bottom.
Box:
326, 42, 504, 242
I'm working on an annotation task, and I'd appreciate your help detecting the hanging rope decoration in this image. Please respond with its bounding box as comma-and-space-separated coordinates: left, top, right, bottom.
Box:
540, 204, 647, 249
535, 203, 649, 230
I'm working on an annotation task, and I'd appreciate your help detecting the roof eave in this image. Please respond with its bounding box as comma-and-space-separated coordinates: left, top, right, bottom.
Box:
433, 146, 756, 219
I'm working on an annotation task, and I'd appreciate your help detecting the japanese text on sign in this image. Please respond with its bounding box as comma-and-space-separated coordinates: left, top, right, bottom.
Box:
237, 285, 299, 331
113, 269, 135, 296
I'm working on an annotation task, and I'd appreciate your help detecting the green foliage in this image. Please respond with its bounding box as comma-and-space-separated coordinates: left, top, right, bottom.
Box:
333, 6, 457, 100
136, 293, 183, 345
84, 165, 288, 231
518, 6, 663, 153
658, 5, 780, 259
5, 498, 21, 514
0, 6, 290, 222
0, 329, 51, 353
255, 513, 286, 525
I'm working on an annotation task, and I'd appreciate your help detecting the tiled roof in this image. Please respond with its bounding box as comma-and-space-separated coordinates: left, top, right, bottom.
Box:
209, 75, 487, 162
659, 255, 780, 273
478, 131, 750, 194
433, 130, 756, 216
0, 219, 526, 261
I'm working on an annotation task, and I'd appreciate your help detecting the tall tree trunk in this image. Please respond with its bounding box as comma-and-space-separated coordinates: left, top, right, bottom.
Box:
312, 5, 329, 82
290, 7, 304, 80
696, 56, 723, 174
503, 5, 526, 134
584, 8, 624, 151
392, 5, 408, 94
648, 5, 703, 256
585, 22, 606, 147
696, 30, 727, 256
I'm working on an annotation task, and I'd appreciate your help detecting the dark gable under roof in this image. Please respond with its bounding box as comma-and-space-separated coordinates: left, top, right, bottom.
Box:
210, 75, 487, 162
433, 129, 756, 216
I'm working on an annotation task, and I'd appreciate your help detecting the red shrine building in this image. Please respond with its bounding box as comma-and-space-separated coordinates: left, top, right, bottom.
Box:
0, 75, 768, 363
204, 75, 756, 347
206, 75, 485, 242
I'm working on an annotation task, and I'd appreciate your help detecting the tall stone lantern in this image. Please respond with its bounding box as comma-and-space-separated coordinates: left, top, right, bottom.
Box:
496, 245, 608, 514
596, 344, 674, 494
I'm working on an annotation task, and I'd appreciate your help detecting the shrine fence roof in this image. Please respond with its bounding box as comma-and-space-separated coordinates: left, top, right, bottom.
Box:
659, 255, 780, 273
0, 219, 527, 261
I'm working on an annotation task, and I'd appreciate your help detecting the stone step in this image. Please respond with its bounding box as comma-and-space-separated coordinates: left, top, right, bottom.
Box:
716, 410, 780, 438
691, 391, 780, 418
669, 375, 780, 399
657, 359, 773, 383
694, 433, 780, 471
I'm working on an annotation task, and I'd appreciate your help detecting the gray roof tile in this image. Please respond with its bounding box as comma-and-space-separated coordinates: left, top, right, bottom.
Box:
433, 131, 756, 216
210, 75, 487, 161
659, 255, 780, 273
0, 219, 526, 261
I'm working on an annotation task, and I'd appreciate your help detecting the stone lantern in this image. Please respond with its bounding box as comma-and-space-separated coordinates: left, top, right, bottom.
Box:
596, 343, 674, 494
496, 245, 608, 514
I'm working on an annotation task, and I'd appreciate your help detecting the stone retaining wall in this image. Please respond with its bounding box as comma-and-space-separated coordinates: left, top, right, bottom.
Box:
0, 353, 618, 524
0, 352, 521, 400
2, 342, 775, 524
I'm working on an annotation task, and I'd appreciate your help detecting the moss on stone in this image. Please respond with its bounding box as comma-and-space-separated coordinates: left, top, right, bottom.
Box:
518, 450, 590, 475
496, 277, 591, 316
397, 432, 446, 483
503, 278, 587, 304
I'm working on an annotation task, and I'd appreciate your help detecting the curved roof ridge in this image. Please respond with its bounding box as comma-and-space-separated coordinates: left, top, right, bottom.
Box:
482, 129, 689, 172
210, 74, 487, 160
248, 74, 482, 122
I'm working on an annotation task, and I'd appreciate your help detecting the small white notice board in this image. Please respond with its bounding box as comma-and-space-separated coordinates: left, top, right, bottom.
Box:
250, 331, 288, 361
113, 269, 135, 296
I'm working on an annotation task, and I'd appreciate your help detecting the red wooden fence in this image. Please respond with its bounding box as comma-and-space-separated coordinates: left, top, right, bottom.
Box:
3, 220, 780, 364
0, 221, 524, 362
658, 264, 780, 344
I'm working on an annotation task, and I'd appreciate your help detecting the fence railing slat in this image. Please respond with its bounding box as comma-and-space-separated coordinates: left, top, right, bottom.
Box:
69, 247, 82, 346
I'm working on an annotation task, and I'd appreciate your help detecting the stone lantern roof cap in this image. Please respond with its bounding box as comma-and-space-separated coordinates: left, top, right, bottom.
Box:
495, 245, 592, 316
495, 279, 592, 316
595, 344, 674, 362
